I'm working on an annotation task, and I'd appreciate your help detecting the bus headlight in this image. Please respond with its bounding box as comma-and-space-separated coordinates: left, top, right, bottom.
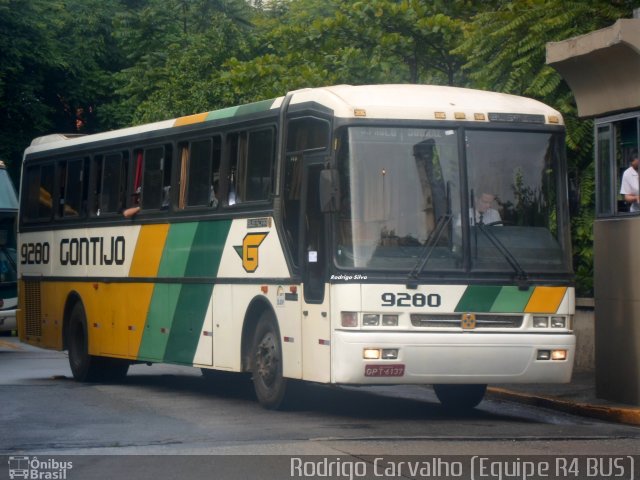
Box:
382, 315, 399, 326
533, 316, 549, 328
363, 314, 380, 326
550, 316, 566, 328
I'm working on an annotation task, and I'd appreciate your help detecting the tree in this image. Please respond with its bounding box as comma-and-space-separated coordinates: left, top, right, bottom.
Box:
208, 0, 489, 108
0, 0, 121, 182
106, 0, 256, 125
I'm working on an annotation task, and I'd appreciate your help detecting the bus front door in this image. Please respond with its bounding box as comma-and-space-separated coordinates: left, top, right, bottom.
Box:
300, 162, 331, 383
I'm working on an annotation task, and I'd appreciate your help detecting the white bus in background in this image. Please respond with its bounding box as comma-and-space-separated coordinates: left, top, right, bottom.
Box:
18, 85, 575, 409
0, 160, 18, 335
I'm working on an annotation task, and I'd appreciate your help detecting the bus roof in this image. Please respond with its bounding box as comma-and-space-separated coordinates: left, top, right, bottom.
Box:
25, 84, 563, 156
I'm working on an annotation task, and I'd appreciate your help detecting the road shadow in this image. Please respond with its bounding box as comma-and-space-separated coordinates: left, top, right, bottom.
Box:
92, 368, 530, 423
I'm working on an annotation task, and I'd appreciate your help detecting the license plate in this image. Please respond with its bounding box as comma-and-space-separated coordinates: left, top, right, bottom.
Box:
364, 364, 405, 377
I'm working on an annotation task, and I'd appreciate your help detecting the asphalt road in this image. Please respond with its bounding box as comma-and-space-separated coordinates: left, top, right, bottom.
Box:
1, 336, 639, 479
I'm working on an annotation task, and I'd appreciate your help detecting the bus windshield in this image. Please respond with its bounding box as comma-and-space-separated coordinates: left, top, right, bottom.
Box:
335, 126, 569, 275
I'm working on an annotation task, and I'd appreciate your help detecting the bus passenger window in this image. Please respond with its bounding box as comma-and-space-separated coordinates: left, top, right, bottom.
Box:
246, 129, 275, 202
101, 152, 128, 214
141, 146, 172, 210
186, 137, 221, 208
226, 132, 245, 205
60, 159, 84, 217
226, 129, 274, 204
23, 164, 54, 222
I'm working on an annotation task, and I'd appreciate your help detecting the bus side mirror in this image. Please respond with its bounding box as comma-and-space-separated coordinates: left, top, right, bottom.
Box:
319, 168, 340, 213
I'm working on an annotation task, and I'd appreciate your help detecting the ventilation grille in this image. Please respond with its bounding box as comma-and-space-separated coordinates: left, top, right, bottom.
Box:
411, 313, 523, 329
24, 280, 42, 337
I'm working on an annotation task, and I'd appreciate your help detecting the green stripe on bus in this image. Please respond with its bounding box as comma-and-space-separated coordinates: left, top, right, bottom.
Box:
163, 284, 213, 364
206, 99, 276, 121
183, 219, 231, 277
490, 286, 534, 312
454, 285, 502, 312
164, 220, 231, 364
137, 284, 181, 361
157, 222, 199, 277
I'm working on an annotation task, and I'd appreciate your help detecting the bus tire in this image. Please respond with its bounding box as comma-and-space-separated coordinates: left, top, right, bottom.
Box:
251, 311, 289, 409
433, 384, 487, 410
67, 302, 105, 382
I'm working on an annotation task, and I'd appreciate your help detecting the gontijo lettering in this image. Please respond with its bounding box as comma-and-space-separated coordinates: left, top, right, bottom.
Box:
60, 236, 126, 266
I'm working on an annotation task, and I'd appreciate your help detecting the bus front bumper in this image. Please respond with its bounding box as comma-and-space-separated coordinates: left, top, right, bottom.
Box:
332, 331, 575, 385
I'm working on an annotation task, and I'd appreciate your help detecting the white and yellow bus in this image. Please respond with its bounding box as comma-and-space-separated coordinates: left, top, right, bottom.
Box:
0, 160, 18, 335
18, 85, 575, 409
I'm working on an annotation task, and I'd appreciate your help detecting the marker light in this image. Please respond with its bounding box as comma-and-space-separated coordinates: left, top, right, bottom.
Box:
363, 348, 381, 360
363, 314, 380, 326
341, 312, 358, 327
551, 349, 567, 361
533, 316, 549, 328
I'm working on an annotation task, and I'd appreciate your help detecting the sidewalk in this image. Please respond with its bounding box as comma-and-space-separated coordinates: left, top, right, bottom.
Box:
487, 372, 640, 426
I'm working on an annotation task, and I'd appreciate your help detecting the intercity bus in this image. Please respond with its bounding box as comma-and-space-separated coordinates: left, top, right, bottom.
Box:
17, 85, 575, 409
0, 160, 18, 334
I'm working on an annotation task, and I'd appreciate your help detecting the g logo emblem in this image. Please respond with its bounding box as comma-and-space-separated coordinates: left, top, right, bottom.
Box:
461, 313, 476, 330
234, 233, 268, 273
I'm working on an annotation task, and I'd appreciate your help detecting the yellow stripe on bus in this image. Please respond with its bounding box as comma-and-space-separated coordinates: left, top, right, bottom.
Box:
524, 286, 567, 313
173, 112, 209, 127
129, 224, 170, 278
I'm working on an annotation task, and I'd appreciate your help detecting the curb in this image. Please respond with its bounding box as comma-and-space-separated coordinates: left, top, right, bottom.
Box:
0, 339, 21, 350
487, 387, 640, 426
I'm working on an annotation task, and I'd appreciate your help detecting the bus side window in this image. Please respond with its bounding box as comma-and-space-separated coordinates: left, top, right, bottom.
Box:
246, 128, 275, 202
57, 158, 84, 218
101, 152, 129, 215
226, 132, 246, 205
183, 136, 221, 208
141, 145, 172, 210
23, 164, 54, 222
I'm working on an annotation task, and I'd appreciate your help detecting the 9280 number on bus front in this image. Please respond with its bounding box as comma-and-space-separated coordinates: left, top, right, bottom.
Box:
381, 292, 441, 308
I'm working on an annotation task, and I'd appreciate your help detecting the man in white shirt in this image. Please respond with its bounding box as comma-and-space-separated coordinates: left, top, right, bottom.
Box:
620, 153, 640, 213
471, 192, 501, 225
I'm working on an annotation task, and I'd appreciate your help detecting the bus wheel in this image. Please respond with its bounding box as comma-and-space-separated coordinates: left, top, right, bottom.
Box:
433, 384, 487, 410
251, 312, 288, 409
67, 302, 105, 382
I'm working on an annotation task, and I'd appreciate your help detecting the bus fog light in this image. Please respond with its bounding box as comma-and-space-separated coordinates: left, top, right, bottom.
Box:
363, 348, 381, 360
550, 316, 566, 328
551, 349, 567, 361
533, 316, 549, 328
382, 315, 399, 326
341, 312, 358, 327
363, 314, 380, 326
537, 350, 551, 360
381, 348, 398, 359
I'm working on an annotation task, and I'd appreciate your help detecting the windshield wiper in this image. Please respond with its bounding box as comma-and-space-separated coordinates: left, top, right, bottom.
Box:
407, 182, 453, 289
476, 223, 529, 288
406, 213, 452, 289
